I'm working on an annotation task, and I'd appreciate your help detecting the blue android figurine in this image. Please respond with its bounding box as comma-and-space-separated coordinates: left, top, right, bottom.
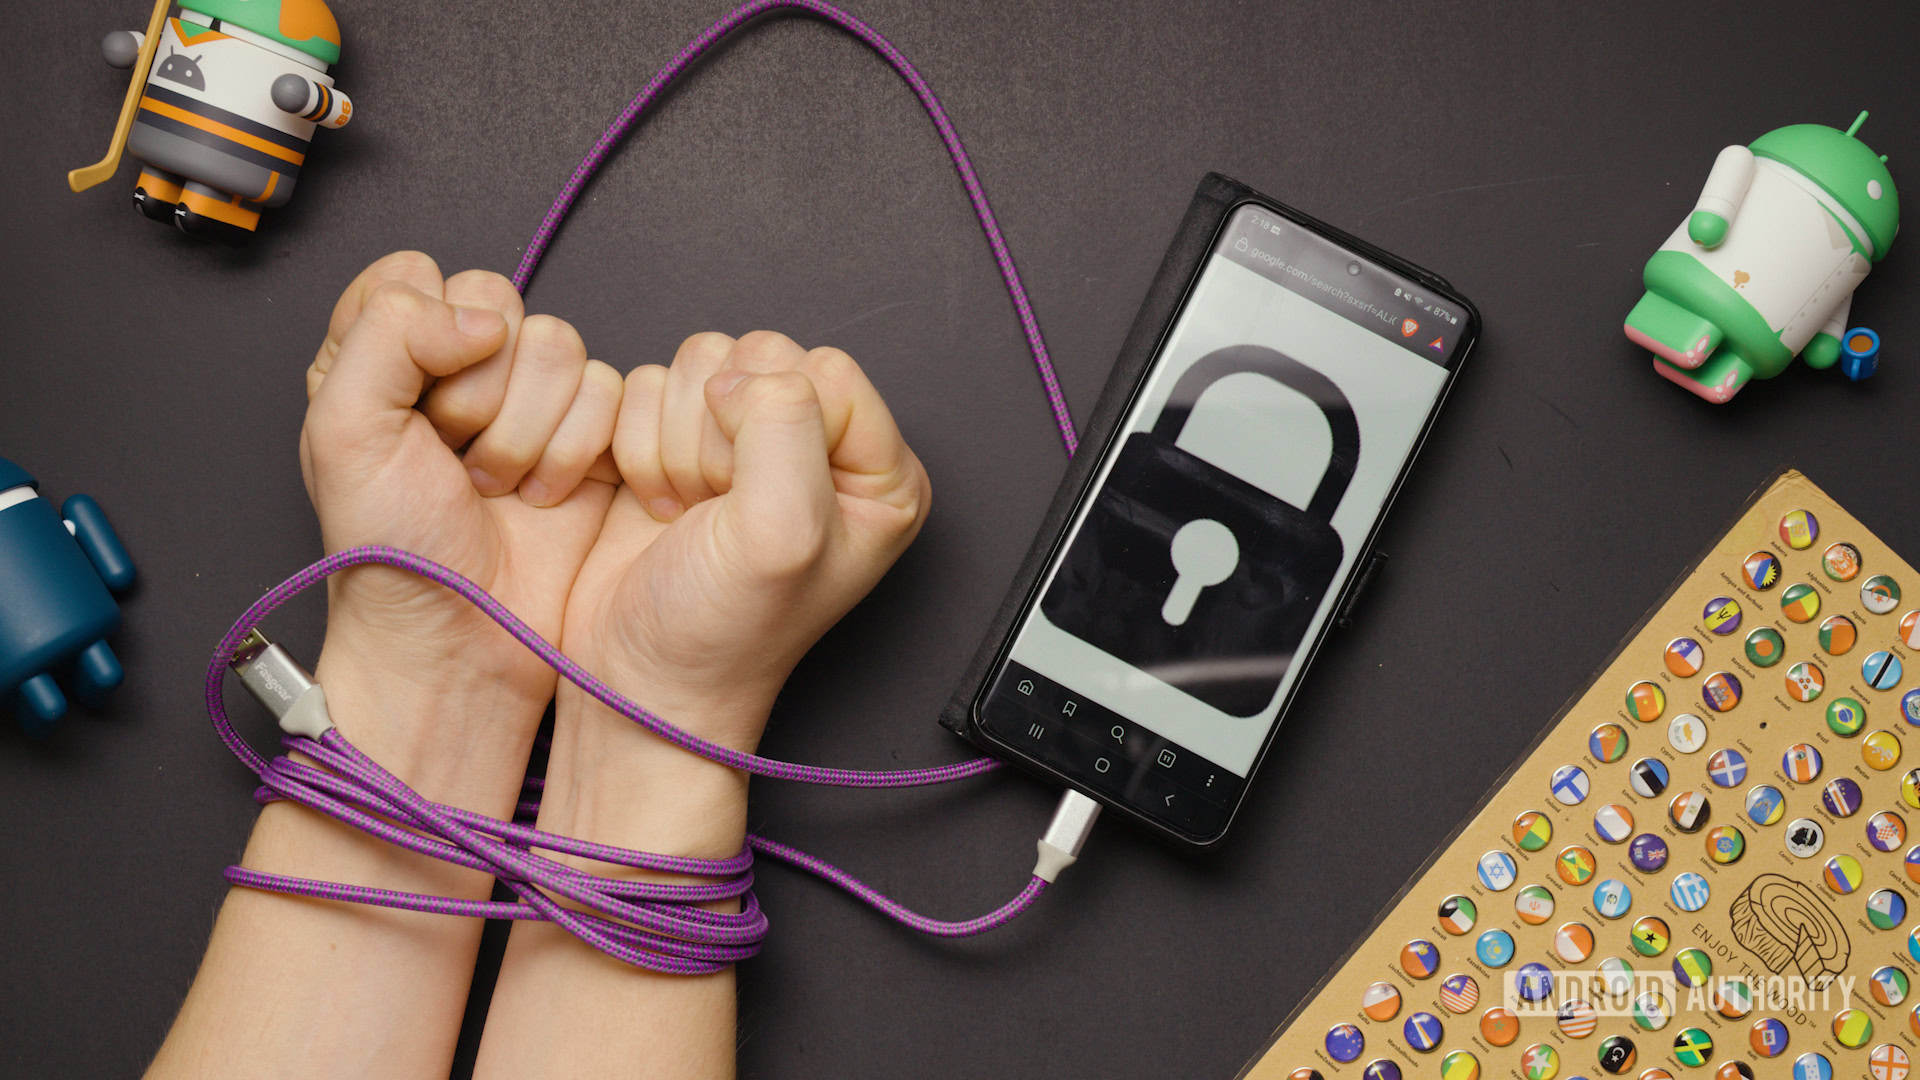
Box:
0, 456, 135, 734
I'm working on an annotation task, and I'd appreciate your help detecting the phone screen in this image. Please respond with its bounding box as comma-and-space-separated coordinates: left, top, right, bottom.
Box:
974, 201, 1469, 841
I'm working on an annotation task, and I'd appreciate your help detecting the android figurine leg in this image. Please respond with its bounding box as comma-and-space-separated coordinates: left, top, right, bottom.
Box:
132, 166, 184, 223
71, 640, 125, 707
15, 673, 67, 735
1652, 347, 1755, 405
1624, 291, 1723, 371
175, 181, 264, 245
1625, 250, 1794, 404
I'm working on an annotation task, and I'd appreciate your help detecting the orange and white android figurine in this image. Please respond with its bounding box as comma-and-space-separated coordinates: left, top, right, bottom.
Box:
95, 0, 351, 243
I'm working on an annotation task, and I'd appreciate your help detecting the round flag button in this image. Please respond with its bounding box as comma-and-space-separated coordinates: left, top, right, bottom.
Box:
1834, 1009, 1875, 1049
1785, 817, 1825, 857
1361, 1060, 1401, 1080
1865, 575, 1904, 615
1480, 1008, 1519, 1047
1786, 661, 1825, 702
1441, 1051, 1480, 1080
1824, 542, 1863, 582
1706, 824, 1745, 864
1719, 1062, 1755, 1080
1629, 758, 1670, 798
1826, 697, 1867, 736
1551, 765, 1591, 805
1822, 776, 1863, 816
1597, 1034, 1636, 1074
1672, 1027, 1712, 1067
1599, 957, 1635, 997
1906, 689, 1920, 727
1289, 1069, 1323, 1080
1750, 1017, 1789, 1057
1702, 671, 1742, 712
1744, 784, 1785, 826
1594, 804, 1634, 843
1742, 551, 1782, 591
1515, 962, 1553, 1002
1664, 637, 1705, 677
1477, 850, 1517, 891
1326, 1023, 1365, 1062
1745, 626, 1785, 667
1520, 1042, 1558, 1080
1905, 610, 1920, 650
1783, 743, 1824, 782
1626, 681, 1666, 723
1795, 1052, 1834, 1080
1632, 990, 1671, 1031
1515, 884, 1555, 925
1703, 597, 1743, 635
1914, 1001, 1920, 1039
1911, 926, 1920, 962
1362, 980, 1403, 1021
1553, 921, 1595, 963
1905, 769, 1920, 809
1869, 1043, 1910, 1080
1629, 832, 1669, 871
1590, 723, 1630, 762
1556, 999, 1596, 1039
1629, 916, 1670, 957
1780, 509, 1820, 549
1819, 614, 1858, 655
1870, 735, 1909, 778
1669, 789, 1711, 832
1439, 973, 1479, 1014
1514, 810, 1554, 851
1670, 948, 1712, 987
1438, 894, 1478, 935
1557, 845, 1597, 886
1712, 977, 1754, 1018
1475, 928, 1514, 968
1403, 1011, 1443, 1052
1867, 888, 1908, 931
1670, 871, 1711, 911
1401, 939, 1440, 978
1781, 581, 1821, 622
1666, 714, 1705, 754
1870, 811, 1907, 852
1865, 650, 1904, 691
1872, 966, 1911, 1007
1593, 878, 1632, 918
1706, 748, 1748, 787
1825, 853, 1865, 894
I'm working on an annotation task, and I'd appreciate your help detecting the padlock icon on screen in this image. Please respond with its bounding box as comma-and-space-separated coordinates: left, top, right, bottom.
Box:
1040, 344, 1360, 717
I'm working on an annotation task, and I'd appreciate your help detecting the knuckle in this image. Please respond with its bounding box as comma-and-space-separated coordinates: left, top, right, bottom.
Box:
748, 370, 820, 411
803, 345, 861, 385
426, 387, 494, 436
731, 329, 801, 370
581, 358, 626, 400
374, 249, 440, 281
443, 269, 524, 313
625, 363, 668, 395
363, 280, 427, 324
517, 314, 586, 362
675, 331, 734, 368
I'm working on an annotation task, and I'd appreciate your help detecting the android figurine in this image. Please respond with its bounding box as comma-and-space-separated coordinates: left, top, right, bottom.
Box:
1625, 112, 1899, 403
97, 0, 351, 243
0, 457, 136, 735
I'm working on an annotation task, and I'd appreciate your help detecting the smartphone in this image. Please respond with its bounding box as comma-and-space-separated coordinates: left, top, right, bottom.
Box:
942, 174, 1478, 847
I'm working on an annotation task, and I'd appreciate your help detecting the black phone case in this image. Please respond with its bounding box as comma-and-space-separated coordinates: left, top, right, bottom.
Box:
939, 172, 1480, 846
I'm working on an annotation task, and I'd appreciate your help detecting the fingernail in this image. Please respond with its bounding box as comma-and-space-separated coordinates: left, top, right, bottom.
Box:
467, 465, 498, 494
455, 306, 505, 338
520, 477, 551, 506
706, 369, 750, 397
646, 496, 685, 522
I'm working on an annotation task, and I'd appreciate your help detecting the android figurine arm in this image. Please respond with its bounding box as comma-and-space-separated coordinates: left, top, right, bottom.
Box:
271, 73, 353, 129
1687, 145, 1757, 248
1802, 298, 1853, 371
100, 30, 145, 69
63, 495, 135, 593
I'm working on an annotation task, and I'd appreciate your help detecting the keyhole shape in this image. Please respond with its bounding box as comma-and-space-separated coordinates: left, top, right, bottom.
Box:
1163, 518, 1239, 626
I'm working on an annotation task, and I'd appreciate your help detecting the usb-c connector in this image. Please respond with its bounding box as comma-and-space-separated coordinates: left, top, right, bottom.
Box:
1032, 789, 1101, 883
228, 629, 334, 740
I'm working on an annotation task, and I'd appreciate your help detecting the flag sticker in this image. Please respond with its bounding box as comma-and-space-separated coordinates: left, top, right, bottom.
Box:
1439, 973, 1479, 1014
1745, 626, 1785, 667
1590, 722, 1630, 762
1824, 541, 1862, 582
1515, 885, 1555, 925
1704, 596, 1743, 635
1742, 551, 1781, 591
1594, 804, 1634, 843
1781, 582, 1821, 623
1437, 894, 1477, 935
1820, 614, 1858, 655
1780, 509, 1820, 549
1665, 636, 1705, 676
1707, 748, 1748, 787
1361, 980, 1402, 1021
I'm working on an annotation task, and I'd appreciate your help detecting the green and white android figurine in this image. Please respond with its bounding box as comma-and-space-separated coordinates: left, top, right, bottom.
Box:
74, 0, 351, 244
1625, 112, 1899, 403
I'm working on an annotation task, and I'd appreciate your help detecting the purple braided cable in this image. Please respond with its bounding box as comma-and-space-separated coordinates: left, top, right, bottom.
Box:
210, 546, 1048, 971
509, 0, 1078, 456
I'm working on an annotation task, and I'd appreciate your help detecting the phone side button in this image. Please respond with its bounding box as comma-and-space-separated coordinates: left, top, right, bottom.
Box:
1334, 549, 1389, 630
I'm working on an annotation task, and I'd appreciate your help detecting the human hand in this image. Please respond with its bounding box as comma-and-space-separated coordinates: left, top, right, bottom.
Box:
300, 251, 623, 807
541, 331, 931, 851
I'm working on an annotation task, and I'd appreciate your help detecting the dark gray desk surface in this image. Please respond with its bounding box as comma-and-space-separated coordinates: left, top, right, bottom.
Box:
6, 1, 1919, 1076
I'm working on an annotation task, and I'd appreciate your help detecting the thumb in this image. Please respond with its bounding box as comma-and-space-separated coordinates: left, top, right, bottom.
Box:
704, 370, 838, 574
315, 281, 507, 426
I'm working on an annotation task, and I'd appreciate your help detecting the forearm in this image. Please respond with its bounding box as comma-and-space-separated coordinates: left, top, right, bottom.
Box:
473, 680, 766, 1080
147, 650, 546, 1080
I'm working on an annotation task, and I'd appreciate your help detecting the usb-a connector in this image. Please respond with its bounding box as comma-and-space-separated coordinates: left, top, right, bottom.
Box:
229, 629, 334, 740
